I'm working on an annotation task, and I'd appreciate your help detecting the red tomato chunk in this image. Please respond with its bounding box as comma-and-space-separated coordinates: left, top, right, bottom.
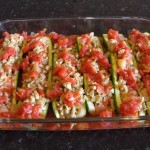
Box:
63, 91, 82, 107
120, 100, 141, 116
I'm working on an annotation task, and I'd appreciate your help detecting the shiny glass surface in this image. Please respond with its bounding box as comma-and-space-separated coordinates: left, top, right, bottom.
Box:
0, 17, 150, 130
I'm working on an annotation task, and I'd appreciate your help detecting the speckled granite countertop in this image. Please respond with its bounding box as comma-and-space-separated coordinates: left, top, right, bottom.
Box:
0, 0, 150, 150
0, 0, 149, 20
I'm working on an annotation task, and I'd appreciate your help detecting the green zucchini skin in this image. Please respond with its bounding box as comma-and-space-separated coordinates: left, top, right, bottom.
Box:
102, 34, 121, 114
12, 43, 25, 106
52, 100, 60, 118
44, 37, 53, 116
51, 38, 86, 119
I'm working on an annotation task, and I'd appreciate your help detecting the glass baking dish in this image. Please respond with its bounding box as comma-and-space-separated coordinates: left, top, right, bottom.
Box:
0, 17, 150, 131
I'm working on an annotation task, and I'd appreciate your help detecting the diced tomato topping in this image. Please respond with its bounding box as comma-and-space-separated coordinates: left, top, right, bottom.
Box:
81, 59, 102, 85
90, 50, 110, 70
120, 100, 141, 116
12, 64, 20, 71
67, 35, 77, 47
49, 32, 58, 39
23, 40, 45, 53
92, 73, 103, 84
117, 69, 138, 90
90, 49, 103, 61
120, 50, 131, 59
2, 31, 10, 37
49, 32, 59, 43
55, 82, 63, 89
53, 65, 69, 79
21, 31, 27, 37
16, 103, 42, 119
29, 71, 39, 79
79, 45, 89, 58
114, 41, 132, 59
58, 50, 70, 60
37, 88, 45, 97
108, 29, 119, 39
16, 102, 32, 118
63, 91, 81, 107
104, 84, 112, 94
16, 88, 33, 100
57, 36, 69, 48
58, 50, 77, 66
114, 41, 127, 52
140, 55, 150, 73
80, 34, 91, 45
95, 84, 104, 93
38, 29, 46, 37
129, 30, 139, 44
137, 39, 149, 53
0, 38, 4, 45
81, 59, 95, 74
31, 104, 41, 119
102, 99, 111, 108
48, 90, 62, 100
129, 30, 150, 75
129, 29, 141, 37
143, 75, 150, 96
50, 33, 76, 47
47, 82, 63, 100
3, 64, 11, 72
0, 112, 13, 118
99, 110, 112, 118
0, 96, 7, 104
2, 56, 10, 65
6, 47, 16, 55
64, 77, 76, 85
20, 56, 30, 72
0, 87, 14, 97
98, 57, 111, 70
21, 31, 32, 41
28, 53, 43, 63
129, 29, 150, 54
1, 47, 16, 61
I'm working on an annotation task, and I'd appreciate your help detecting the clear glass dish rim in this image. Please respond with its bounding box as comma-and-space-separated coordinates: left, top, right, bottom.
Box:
0, 116, 150, 124
0, 16, 149, 124
0, 16, 149, 23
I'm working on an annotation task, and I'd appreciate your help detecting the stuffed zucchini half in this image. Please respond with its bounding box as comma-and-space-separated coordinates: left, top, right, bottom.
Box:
0, 32, 24, 118
77, 33, 115, 117
15, 31, 52, 119
103, 29, 147, 116
128, 29, 150, 114
48, 33, 86, 118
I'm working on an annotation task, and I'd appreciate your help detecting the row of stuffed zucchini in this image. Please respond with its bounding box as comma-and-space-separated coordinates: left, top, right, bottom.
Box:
0, 29, 149, 119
